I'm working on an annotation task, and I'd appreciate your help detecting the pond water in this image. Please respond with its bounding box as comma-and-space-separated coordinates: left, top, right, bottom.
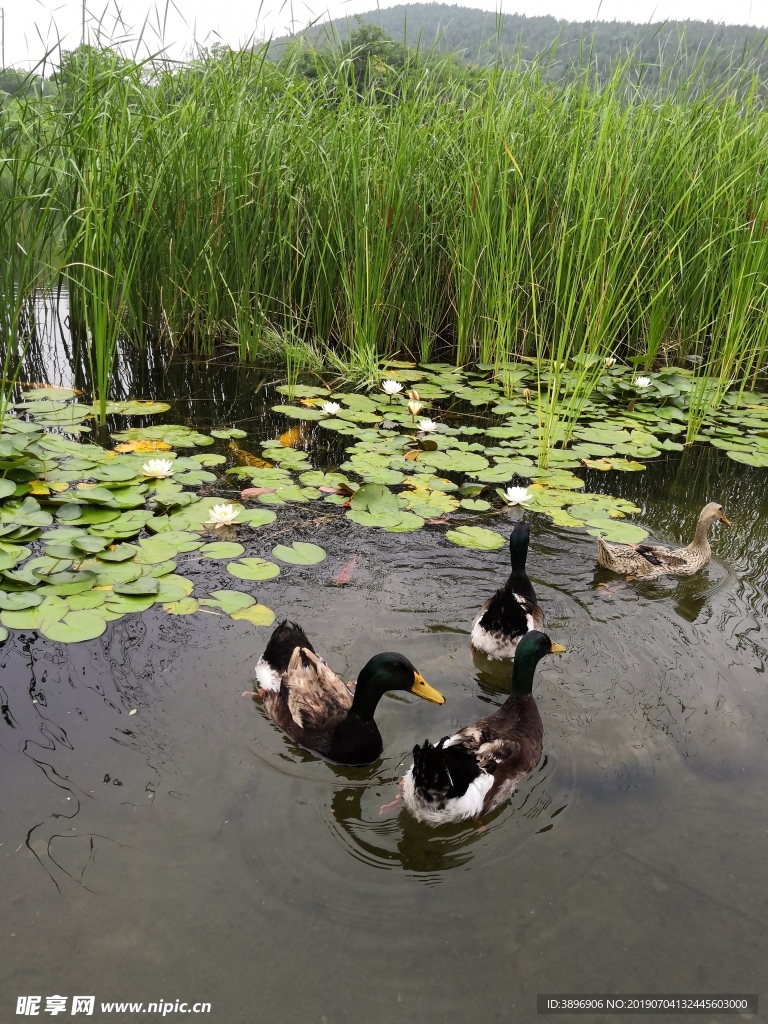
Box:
1, 358, 766, 1023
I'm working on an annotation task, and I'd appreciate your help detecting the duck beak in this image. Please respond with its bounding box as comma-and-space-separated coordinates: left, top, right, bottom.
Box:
550, 642, 567, 653
720, 513, 732, 526
410, 672, 445, 705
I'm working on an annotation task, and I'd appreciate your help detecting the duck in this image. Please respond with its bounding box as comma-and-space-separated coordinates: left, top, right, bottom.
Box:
254, 619, 445, 765
596, 501, 731, 579
470, 522, 543, 659
391, 631, 565, 825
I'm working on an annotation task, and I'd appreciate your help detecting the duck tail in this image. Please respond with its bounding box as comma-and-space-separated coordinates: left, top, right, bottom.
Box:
412, 738, 480, 801
596, 537, 615, 569
259, 619, 316, 675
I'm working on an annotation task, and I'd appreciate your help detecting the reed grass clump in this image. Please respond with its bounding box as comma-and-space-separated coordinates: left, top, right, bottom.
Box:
1, 40, 767, 447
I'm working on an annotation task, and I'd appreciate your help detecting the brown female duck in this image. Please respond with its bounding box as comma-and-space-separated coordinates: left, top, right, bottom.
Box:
596, 501, 731, 579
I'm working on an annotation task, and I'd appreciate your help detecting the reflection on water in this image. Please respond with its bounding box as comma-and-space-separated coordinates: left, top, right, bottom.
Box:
1, 338, 767, 1019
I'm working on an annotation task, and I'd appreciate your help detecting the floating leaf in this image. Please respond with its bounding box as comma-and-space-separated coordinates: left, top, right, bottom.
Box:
0, 591, 43, 610
460, 498, 491, 511
445, 526, 505, 550
162, 597, 199, 615
114, 578, 160, 597
210, 427, 247, 439
202, 542, 245, 559
271, 542, 327, 565
97, 543, 138, 562
41, 611, 107, 643
204, 589, 255, 613
230, 604, 275, 627
226, 558, 281, 581
134, 536, 181, 564
585, 520, 649, 543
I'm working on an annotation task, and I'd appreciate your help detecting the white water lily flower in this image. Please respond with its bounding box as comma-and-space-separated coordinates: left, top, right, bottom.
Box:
321, 402, 341, 416
205, 502, 239, 528
407, 389, 420, 402
604, 356, 616, 367
141, 458, 174, 478
502, 486, 532, 506
407, 400, 424, 418
418, 419, 439, 433
381, 380, 403, 396
634, 376, 651, 389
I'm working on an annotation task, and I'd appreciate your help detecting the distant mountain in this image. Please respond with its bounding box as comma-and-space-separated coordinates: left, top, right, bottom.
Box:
275, 4, 768, 81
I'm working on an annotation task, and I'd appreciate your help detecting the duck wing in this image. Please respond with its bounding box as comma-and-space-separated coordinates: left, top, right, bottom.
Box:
634, 544, 688, 568
282, 646, 353, 731
445, 725, 521, 773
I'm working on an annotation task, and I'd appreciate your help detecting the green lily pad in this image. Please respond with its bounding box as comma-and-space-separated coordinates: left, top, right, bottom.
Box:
726, 450, 768, 467
162, 597, 199, 615
585, 520, 649, 543
97, 543, 139, 562
0, 606, 43, 629
71, 506, 121, 525
203, 590, 256, 613
271, 542, 327, 565
41, 610, 107, 643
104, 594, 156, 614
134, 537, 180, 564
226, 558, 281, 581
114, 577, 160, 597
72, 535, 110, 554
460, 498, 491, 511
0, 479, 16, 500
445, 526, 506, 550
271, 405, 326, 421
0, 590, 43, 610
202, 542, 246, 559
230, 604, 275, 626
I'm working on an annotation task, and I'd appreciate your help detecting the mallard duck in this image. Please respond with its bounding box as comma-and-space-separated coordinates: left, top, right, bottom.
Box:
470, 522, 543, 659
395, 631, 565, 825
596, 501, 731, 579
254, 619, 445, 765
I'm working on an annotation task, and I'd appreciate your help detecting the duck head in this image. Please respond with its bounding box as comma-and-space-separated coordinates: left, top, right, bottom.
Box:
509, 630, 566, 695
699, 501, 731, 528
351, 653, 444, 720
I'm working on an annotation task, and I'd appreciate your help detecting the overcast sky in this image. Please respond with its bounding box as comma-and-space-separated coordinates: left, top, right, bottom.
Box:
3, 0, 766, 70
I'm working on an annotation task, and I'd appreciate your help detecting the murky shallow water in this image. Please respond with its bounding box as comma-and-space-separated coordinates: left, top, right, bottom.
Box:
1, 359, 766, 1022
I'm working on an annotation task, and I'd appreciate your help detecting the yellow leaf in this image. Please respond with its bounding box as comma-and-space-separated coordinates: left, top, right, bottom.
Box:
28, 480, 51, 495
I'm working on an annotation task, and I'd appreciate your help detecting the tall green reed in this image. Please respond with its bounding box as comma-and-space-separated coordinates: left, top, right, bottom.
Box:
3, 40, 768, 452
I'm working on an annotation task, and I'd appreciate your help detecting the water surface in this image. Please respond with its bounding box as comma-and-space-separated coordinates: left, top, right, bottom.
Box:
1, 359, 766, 1023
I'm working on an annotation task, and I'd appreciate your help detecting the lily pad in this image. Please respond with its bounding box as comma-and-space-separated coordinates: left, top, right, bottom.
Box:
445, 526, 506, 550
230, 604, 275, 626
162, 597, 199, 615
97, 543, 139, 562
41, 610, 107, 643
271, 542, 327, 565
226, 558, 281, 581
204, 589, 256, 613
114, 578, 160, 597
201, 542, 246, 559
